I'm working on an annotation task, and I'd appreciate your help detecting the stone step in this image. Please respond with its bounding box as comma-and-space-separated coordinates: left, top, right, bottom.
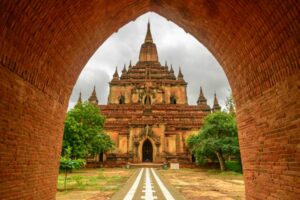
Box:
128, 162, 164, 168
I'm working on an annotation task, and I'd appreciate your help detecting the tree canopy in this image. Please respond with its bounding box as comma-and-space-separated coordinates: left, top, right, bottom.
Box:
62, 102, 114, 158
187, 111, 240, 171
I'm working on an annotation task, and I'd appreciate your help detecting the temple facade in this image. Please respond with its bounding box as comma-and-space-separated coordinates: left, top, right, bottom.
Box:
82, 23, 221, 166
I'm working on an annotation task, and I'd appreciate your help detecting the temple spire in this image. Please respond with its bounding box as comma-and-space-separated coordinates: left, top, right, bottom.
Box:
165, 61, 168, 70
121, 64, 127, 79
138, 22, 158, 62
170, 64, 174, 73
169, 65, 176, 80
129, 60, 132, 69
113, 66, 119, 80
145, 21, 153, 43
88, 86, 98, 105
122, 64, 127, 73
200, 87, 204, 97
177, 67, 184, 80
76, 91, 82, 106
197, 87, 211, 112
213, 92, 221, 112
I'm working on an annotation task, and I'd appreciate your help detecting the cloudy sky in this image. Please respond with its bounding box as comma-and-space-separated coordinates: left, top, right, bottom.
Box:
68, 12, 231, 109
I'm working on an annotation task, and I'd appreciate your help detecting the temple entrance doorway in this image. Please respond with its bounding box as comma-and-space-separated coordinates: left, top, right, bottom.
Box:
99, 151, 103, 162
142, 139, 153, 162
144, 95, 151, 105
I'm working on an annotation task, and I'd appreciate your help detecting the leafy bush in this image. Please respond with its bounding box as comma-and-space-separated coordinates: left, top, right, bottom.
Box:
225, 161, 242, 173
60, 147, 86, 190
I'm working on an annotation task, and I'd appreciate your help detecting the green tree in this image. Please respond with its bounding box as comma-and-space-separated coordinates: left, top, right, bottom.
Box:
224, 92, 235, 114
63, 102, 114, 158
187, 112, 240, 171
187, 134, 218, 164
60, 147, 86, 190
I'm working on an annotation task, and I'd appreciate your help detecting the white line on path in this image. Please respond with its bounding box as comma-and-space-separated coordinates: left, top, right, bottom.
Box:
124, 168, 144, 200
141, 168, 157, 200
151, 168, 175, 200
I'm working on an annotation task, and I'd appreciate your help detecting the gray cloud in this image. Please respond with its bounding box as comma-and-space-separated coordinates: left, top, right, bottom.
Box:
68, 69, 110, 109
68, 12, 231, 109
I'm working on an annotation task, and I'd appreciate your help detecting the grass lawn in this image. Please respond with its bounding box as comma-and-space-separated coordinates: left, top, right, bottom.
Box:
56, 168, 136, 200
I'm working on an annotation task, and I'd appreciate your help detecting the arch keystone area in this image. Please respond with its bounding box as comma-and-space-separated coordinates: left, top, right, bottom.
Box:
0, 1, 299, 199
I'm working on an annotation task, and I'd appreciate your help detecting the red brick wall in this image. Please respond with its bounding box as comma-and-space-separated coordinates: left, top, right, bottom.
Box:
0, 0, 299, 199
0, 67, 65, 199
237, 73, 300, 199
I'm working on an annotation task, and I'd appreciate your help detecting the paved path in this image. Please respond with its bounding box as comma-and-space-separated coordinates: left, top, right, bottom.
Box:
111, 168, 185, 200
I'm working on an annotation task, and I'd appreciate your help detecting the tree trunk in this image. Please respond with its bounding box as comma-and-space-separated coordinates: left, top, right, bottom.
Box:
215, 151, 226, 171
64, 169, 68, 191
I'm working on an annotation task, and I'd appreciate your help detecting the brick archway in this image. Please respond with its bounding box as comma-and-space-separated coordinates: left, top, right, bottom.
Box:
0, 1, 299, 199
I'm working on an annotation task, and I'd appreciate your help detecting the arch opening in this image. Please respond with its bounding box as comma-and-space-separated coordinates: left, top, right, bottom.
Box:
68, 12, 230, 109
144, 95, 152, 105
119, 95, 125, 104
142, 139, 153, 162
170, 96, 177, 104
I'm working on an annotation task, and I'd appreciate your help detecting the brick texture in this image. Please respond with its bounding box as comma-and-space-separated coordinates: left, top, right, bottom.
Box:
0, 0, 299, 199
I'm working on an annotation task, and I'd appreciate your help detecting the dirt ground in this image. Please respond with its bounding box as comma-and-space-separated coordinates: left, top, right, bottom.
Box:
56, 168, 245, 200
157, 168, 245, 200
56, 168, 136, 200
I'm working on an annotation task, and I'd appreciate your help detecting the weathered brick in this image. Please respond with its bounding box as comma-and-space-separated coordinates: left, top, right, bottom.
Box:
0, 0, 299, 199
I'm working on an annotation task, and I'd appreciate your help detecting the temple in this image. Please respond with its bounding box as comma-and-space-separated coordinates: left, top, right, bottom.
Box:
82, 22, 221, 166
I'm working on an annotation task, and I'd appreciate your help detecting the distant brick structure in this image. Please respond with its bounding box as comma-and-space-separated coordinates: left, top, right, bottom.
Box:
0, 1, 299, 199
82, 23, 219, 166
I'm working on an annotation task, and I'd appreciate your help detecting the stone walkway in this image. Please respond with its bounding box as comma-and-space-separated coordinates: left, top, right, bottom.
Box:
111, 168, 185, 200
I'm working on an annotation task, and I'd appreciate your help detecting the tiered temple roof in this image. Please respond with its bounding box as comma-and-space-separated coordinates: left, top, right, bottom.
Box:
80, 22, 223, 133
111, 22, 186, 86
